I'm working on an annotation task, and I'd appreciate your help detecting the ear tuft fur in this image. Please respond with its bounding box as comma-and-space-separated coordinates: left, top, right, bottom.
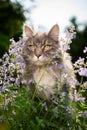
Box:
48, 24, 59, 41
23, 24, 33, 38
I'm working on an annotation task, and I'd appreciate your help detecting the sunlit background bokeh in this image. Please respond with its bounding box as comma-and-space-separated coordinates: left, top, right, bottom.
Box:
15, 0, 87, 33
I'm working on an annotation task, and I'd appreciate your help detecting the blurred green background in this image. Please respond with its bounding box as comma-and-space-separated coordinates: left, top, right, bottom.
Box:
0, 0, 26, 57
0, 0, 87, 63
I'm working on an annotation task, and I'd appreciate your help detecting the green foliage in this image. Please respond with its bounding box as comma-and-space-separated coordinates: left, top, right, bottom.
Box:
0, 0, 25, 37
0, 85, 87, 130
0, 0, 26, 57
0, 34, 10, 57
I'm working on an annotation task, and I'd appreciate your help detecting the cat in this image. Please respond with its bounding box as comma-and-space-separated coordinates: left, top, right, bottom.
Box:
22, 24, 75, 100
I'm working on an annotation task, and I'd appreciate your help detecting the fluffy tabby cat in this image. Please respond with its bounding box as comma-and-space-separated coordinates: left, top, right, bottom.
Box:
22, 24, 75, 100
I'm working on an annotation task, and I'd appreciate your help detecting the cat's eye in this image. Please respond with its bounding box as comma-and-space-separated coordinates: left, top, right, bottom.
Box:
28, 45, 35, 51
44, 45, 52, 51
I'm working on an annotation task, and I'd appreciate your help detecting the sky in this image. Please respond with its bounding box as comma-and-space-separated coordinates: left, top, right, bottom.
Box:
13, 0, 87, 34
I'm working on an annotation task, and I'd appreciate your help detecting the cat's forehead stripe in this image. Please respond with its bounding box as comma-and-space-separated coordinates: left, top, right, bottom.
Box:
34, 33, 46, 40
26, 32, 57, 46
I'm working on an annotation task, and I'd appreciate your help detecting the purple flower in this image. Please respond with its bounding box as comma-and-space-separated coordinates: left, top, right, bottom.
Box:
66, 106, 72, 115
0, 80, 2, 85
62, 91, 67, 96
28, 79, 33, 85
16, 57, 23, 63
80, 97, 85, 103
74, 90, 78, 102
15, 78, 20, 87
63, 44, 70, 51
53, 62, 63, 70
9, 38, 14, 42
65, 26, 76, 43
71, 76, 79, 86
9, 77, 15, 82
3, 53, 8, 59
0, 86, 2, 91
83, 47, 87, 53
1, 85, 8, 92
74, 57, 84, 67
78, 67, 87, 77
42, 102, 48, 111
81, 111, 87, 118
18, 41, 25, 47
0, 59, 2, 63
62, 73, 68, 79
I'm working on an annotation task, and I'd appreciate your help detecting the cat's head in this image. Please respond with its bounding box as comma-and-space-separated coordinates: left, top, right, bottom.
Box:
22, 24, 61, 66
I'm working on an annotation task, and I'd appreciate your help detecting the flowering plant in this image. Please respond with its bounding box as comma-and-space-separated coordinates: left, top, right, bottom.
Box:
0, 26, 87, 130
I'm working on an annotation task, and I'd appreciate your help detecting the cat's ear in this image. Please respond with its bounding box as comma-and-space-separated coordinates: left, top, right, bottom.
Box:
23, 25, 33, 38
48, 24, 59, 41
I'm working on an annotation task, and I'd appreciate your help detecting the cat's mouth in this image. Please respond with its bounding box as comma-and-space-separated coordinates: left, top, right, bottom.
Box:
30, 55, 51, 66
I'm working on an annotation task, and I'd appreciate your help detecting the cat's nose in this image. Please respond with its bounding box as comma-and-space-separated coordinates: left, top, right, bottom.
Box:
36, 53, 41, 58
35, 48, 42, 58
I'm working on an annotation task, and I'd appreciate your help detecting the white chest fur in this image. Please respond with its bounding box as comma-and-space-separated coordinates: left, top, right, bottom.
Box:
33, 67, 58, 96
33, 67, 57, 86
